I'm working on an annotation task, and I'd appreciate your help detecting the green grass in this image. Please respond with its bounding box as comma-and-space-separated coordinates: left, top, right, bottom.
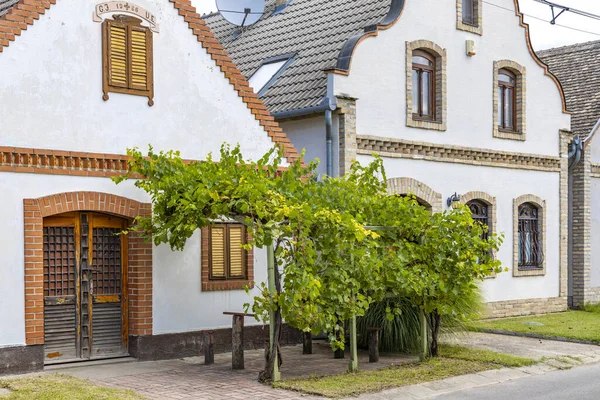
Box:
438, 344, 537, 367
468, 311, 600, 344
273, 345, 537, 398
0, 374, 145, 400
582, 303, 600, 314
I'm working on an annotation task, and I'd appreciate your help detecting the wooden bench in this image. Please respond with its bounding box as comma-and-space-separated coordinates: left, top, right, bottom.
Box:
223, 312, 256, 370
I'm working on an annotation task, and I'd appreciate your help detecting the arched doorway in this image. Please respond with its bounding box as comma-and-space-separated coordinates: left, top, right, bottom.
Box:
43, 212, 128, 363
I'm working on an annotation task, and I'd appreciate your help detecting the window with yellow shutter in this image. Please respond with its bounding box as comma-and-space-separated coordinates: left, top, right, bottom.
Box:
102, 15, 154, 106
208, 224, 248, 281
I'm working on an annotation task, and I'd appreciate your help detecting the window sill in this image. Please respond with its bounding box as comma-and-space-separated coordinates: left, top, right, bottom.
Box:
202, 279, 254, 292
407, 117, 446, 132
493, 128, 526, 141
513, 267, 545, 277
456, 20, 483, 35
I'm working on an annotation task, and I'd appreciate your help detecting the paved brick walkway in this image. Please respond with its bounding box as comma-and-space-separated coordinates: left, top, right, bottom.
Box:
58, 342, 416, 400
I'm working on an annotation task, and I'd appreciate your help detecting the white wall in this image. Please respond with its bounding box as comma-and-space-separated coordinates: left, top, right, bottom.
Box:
590, 177, 600, 288
334, 0, 569, 156
0, 173, 266, 346
0, 0, 285, 346
281, 115, 339, 178
0, 0, 277, 161
153, 229, 267, 334
357, 154, 562, 303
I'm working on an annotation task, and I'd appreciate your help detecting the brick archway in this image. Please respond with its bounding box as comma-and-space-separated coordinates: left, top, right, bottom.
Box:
386, 177, 443, 213
23, 192, 152, 346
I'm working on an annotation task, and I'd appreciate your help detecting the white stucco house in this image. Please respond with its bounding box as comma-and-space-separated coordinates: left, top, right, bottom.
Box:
0, 0, 302, 375
206, 0, 572, 317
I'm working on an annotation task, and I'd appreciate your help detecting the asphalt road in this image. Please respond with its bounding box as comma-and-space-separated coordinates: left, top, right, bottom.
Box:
435, 363, 600, 400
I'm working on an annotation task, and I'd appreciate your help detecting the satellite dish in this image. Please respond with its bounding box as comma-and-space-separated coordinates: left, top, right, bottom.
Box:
216, 0, 265, 27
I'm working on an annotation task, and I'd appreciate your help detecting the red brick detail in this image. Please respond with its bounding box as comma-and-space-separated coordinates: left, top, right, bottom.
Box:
0, 146, 133, 177
0, 0, 56, 54
200, 227, 255, 292
0, 1, 303, 165
23, 192, 153, 345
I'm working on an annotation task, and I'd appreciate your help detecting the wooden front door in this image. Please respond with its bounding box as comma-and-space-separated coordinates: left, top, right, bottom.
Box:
43, 212, 128, 364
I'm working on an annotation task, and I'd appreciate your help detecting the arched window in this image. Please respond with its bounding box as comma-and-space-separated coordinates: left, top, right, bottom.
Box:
498, 68, 516, 131
467, 200, 489, 239
412, 50, 435, 120
518, 203, 542, 269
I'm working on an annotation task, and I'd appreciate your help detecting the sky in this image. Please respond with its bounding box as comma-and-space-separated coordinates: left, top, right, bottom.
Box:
191, 0, 600, 50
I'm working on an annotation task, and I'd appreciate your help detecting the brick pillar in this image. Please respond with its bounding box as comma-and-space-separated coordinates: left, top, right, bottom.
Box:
337, 97, 357, 176
559, 131, 570, 299
571, 144, 591, 308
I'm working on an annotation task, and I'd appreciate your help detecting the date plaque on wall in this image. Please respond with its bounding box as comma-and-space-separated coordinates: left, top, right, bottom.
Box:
93, 2, 160, 33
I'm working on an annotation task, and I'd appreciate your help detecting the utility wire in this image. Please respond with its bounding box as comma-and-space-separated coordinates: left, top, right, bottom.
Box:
481, 0, 600, 37
533, 0, 600, 21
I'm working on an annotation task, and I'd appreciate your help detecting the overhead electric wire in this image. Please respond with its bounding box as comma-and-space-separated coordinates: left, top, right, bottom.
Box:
533, 0, 600, 21
481, 0, 600, 37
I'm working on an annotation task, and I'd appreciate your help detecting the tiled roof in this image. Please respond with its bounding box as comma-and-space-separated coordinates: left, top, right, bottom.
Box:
0, 0, 18, 17
204, 0, 393, 114
538, 41, 600, 139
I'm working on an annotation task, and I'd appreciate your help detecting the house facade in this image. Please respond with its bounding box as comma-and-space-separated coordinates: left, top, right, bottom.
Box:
207, 0, 572, 317
540, 41, 600, 308
0, 0, 301, 375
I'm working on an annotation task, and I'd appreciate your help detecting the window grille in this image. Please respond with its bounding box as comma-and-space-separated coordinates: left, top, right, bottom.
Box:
518, 203, 543, 269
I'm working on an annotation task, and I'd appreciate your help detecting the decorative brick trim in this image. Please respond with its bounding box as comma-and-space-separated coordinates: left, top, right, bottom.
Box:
406, 40, 447, 132
460, 191, 497, 278
356, 135, 561, 172
0, 0, 57, 54
456, 0, 483, 35
512, 0, 569, 114
512, 194, 546, 277
387, 177, 443, 213
493, 60, 526, 141
485, 296, 567, 318
0, 146, 132, 177
0, 1, 301, 165
168, 0, 300, 165
23, 192, 153, 345
559, 131, 570, 298
200, 226, 255, 292
336, 97, 357, 176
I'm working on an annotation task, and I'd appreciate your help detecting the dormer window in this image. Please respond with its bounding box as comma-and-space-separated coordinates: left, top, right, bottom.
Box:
248, 54, 295, 97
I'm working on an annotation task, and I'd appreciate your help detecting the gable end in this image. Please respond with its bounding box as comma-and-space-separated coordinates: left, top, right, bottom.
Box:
0, 0, 301, 164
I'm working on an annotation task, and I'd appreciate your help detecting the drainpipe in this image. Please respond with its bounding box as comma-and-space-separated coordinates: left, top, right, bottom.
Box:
325, 109, 333, 177
272, 73, 338, 178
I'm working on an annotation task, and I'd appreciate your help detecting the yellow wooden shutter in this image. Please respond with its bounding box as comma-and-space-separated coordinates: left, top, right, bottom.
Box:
228, 226, 245, 278
107, 22, 128, 88
210, 226, 226, 278
129, 26, 149, 90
